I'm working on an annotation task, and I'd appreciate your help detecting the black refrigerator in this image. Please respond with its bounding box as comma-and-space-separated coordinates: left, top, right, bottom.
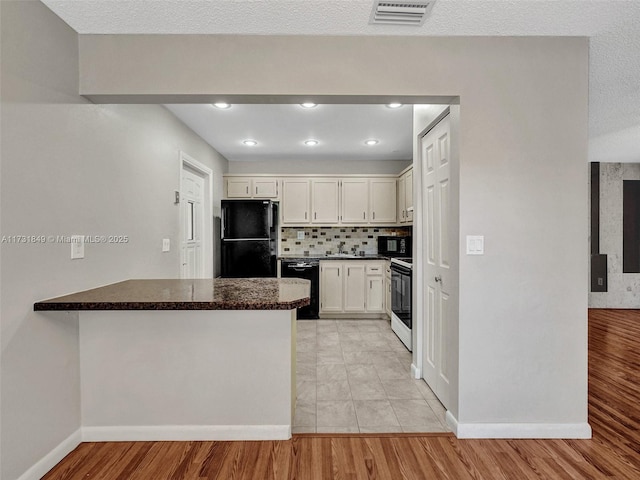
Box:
221, 200, 278, 277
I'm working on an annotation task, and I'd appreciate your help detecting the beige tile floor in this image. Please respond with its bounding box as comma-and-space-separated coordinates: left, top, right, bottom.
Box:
294, 319, 449, 434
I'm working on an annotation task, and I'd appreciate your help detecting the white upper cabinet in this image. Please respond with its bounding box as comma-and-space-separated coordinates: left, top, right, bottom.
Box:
397, 167, 413, 224
253, 178, 279, 198
226, 178, 252, 198
282, 179, 310, 224
225, 176, 279, 199
312, 179, 340, 223
404, 168, 414, 222
341, 179, 369, 224
226, 174, 401, 226
370, 178, 397, 224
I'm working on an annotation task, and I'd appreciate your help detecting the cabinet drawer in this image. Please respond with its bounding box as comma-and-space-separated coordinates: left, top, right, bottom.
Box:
366, 264, 383, 275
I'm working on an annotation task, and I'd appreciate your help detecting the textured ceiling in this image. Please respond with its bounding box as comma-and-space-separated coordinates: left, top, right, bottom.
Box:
42, 0, 640, 162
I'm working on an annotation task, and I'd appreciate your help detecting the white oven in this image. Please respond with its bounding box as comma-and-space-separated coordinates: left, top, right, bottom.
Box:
390, 257, 412, 351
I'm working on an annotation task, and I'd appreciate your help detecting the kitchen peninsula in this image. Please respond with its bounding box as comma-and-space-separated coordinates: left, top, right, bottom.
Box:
35, 278, 310, 441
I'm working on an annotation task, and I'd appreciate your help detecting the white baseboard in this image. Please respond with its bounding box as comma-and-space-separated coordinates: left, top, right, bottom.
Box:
411, 363, 421, 379
17, 429, 82, 480
81, 424, 292, 442
446, 412, 592, 439
445, 410, 459, 434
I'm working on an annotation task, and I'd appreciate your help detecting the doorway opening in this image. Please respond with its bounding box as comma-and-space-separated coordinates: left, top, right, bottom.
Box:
179, 151, 214, 278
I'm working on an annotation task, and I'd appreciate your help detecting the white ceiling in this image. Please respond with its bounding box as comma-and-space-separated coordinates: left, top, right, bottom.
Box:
42, 0, 640, 163
165, 104, 414, 162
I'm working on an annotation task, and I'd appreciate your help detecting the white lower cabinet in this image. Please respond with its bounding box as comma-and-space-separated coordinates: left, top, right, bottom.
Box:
320, 262, 343, 312
343, 264, 366, 312
320, 260, 385, 315
367, 276, 384, 313
384, 261, 392, 317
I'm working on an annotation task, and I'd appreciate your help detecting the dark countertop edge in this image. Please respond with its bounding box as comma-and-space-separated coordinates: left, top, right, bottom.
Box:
34, 298, 310, 312
278, 255, 390, 261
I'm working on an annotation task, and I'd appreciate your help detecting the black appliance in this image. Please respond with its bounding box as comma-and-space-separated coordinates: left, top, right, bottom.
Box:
280, 260, 320, 319
221, 200, 278, 277
390, 257, 412, 351
378, 236, 412, 257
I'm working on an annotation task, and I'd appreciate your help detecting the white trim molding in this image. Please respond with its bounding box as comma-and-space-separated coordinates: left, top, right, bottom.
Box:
17, 429, 82, 480
81, 424, 292, 442
446, 412, 592, 439
411, 363, 421, 379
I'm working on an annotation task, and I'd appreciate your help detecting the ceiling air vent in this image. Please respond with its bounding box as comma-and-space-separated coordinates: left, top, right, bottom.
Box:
369, 1, 435, 26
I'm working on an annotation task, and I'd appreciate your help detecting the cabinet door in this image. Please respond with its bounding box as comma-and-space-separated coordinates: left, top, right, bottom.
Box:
367, 276, 384, 313
253, 178, 279, 198
342, 179, 369, 224
227, 178, 252, 198
320, 262, 343, 313
404, 169, 414, 222
397, 176, 406, 223
312, 179, 339, 223
343, 263, 366, 312
282, 179, 310, 224
385, 274, 392, 316
370, 178, 397, 224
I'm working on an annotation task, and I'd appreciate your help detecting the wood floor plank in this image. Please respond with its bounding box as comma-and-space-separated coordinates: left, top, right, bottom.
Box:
42, 309, 640, 480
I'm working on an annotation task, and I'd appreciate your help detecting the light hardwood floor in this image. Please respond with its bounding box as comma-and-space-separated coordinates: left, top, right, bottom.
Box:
42, 309, 640, 479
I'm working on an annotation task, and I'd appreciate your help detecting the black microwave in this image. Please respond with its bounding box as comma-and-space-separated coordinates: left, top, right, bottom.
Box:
377, 236, 411, 256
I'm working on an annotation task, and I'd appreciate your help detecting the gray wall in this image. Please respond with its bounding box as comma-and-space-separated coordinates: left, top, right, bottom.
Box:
1, 9, 591, 477
589, 163, 640, 308
0, 2, 228, 479
78, 34, 590, 432
228, 159, 411, 175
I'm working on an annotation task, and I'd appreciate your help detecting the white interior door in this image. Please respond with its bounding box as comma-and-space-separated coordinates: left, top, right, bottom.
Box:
422, 114, 452, 407
181, 166, 205, 278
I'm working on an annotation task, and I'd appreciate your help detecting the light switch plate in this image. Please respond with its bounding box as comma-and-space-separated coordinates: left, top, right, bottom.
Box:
466, 235, 484, 255
71, 235, 85, 259
297, 231, 305, 240
162, 238, 170, 252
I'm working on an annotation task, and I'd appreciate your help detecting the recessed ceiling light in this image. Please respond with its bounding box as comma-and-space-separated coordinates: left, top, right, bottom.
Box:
243, 140, 258, 146
365, 139, 379, 146
386, 103, 403, 109
304, 139, 319, 146
300, 103, 318, 108
213, 102, 231, 109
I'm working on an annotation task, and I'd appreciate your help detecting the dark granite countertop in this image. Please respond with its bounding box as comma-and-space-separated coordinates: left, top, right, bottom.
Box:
34, 278, 311, 311
278, 255, 390, 261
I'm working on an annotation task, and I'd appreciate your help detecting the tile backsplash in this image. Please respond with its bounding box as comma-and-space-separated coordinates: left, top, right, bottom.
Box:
280, 226, 411, 256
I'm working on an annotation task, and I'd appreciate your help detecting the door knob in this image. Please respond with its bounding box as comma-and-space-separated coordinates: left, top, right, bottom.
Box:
435, 275, 442, 283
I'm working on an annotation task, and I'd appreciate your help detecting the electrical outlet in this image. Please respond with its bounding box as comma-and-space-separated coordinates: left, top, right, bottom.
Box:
162, 238, 170, 252
297, 231, 305, 240
70, 235, 85, 259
